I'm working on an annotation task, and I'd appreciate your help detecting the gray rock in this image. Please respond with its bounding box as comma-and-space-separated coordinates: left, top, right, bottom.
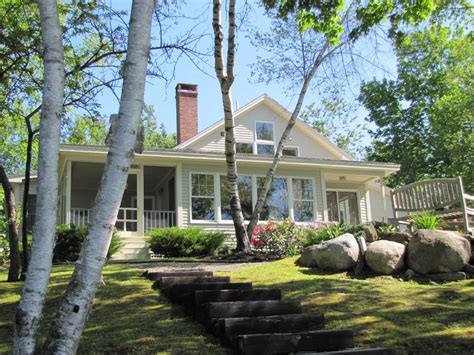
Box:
363, 223, 379, 242
295, 245, 318, 268
405, 268, 417, 277
382, 232, 413, 245
407, 230, 471, 274
365, 240, 406, 275
313, 233, 360, 272
426, 272, 467, 282
464, 264, 474, 275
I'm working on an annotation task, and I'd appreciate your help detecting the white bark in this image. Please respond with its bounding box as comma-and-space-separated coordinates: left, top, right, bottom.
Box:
213, 0, 250, 251
46, 0, 155, 353
13, 0, 65, 352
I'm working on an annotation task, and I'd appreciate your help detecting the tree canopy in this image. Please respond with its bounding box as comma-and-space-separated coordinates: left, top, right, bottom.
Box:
360, 23, 473, 191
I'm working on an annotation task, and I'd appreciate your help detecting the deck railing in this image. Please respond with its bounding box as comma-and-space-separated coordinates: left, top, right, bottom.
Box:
70, 208, 175, 232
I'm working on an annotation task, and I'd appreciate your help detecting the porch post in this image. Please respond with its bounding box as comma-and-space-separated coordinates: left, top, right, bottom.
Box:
138, 166, 145, 235
176, 162, 183, 227
380, 176, 387, 222
364, 183, 372, 222
65, 160, 72, 225
320, 171, 328, 221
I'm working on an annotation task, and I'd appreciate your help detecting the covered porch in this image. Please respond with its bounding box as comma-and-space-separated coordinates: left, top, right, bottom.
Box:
63, 162, 176, 235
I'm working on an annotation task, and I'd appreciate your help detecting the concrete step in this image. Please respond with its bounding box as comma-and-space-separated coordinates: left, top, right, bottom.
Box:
194, 289, 281, 306
232, 329, 354, 355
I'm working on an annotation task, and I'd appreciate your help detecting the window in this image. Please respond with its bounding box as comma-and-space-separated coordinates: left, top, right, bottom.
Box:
257, 177, 288, 220
256, 122, 274, 141
326, 191, 360, 225
257, 144, 275, 155
220, 175, 253, 220
282, 147, 298, 157
236, 142, 253, 154
293, 179, 314, 222
191, 174, 215, 220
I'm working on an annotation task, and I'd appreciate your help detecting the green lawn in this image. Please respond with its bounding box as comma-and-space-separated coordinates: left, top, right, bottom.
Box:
1, 259, 473, 354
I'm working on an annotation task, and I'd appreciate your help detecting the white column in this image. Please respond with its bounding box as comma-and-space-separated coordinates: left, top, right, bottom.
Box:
65, 160, 72, 225
380, 176, 387, 222
320, 171, 328, 221
365, 183, 372, 222
137, 166, 145, 235
175, 162, 183, 227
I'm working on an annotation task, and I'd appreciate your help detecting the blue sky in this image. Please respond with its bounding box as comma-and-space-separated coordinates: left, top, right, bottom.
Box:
99, 1, 397, 143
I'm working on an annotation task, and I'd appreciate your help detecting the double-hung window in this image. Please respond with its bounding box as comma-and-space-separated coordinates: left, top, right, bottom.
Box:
191, 174, 215, 220
255, 121, 275, 156
292, 178, 314, 222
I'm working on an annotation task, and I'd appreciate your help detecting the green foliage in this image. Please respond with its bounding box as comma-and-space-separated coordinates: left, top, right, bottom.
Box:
360, 23, 474, 191
409, 212, 444, 230
0, 234, 9, 266
373, 222, 398, 236
53, 225, 123, 262
146, 227, 225, 257
301, 98, 368, 159
251, 220, 305, 257
303, 223, 366, 246
142, 105, 177, 149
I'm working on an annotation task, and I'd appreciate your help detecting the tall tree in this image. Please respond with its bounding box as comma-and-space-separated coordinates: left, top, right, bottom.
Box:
0, 163, 21, 282
213, 0, 251, 251
360, 23, 473, 191
13, 0, 65, 352
246, 0, 438, 237
46, 0, 155, 352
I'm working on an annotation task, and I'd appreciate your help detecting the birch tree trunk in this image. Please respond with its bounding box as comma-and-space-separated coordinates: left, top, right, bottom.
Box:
13, 0, 65, 352
46, 1, 155, 352
213, 0, 251, 252
246, 42, 330, 236
0, 163, 21, 282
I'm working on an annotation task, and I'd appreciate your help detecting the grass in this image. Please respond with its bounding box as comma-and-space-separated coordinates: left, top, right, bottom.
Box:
1, 258, 473, 354
217, 257, 474, 355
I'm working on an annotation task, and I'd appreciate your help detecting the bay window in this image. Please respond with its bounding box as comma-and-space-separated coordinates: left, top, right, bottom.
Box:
191, 174, 215, 220
220, 175, 253, 220
326, 190, 360, 225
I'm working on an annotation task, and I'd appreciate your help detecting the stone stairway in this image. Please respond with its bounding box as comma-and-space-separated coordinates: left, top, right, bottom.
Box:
143, 270, 394, 355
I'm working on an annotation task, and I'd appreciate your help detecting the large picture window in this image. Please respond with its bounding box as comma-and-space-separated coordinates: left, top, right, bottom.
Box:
256, 122, 274, 141
220, 175, 253, 220
257, 177, 288, 220
326, 190, 360, 225
293, 178, 314, 222
191, 174, 215, 220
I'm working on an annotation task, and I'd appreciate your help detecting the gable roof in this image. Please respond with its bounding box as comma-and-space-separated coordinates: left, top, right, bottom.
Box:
175, 95, 353, 160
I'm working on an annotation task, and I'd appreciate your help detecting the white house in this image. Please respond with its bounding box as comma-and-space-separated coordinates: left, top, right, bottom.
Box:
11, 83, 399, 259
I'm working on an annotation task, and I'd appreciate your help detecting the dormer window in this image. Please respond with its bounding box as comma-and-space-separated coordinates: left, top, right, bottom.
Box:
255, 121, 275, 156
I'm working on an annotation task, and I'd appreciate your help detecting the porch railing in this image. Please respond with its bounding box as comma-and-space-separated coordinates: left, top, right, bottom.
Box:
70, 208, 175, 232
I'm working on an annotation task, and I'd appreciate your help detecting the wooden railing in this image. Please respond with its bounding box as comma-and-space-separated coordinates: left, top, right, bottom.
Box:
144, 210, 176, 231
70, 208, 175, 232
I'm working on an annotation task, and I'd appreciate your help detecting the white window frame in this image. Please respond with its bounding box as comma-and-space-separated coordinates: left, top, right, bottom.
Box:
292, 177, 315, 222
255, 120, 275, 155
189, 172, 218, 223
282, 146, 299, 157
325, 188, 361, 224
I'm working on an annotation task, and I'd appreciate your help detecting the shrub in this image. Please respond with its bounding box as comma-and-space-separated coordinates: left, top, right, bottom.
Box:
53, 225, 123, 262
0, 233, 9, 266
250, 220, 304, 257
373, 221, 397, 236
146, 227, 225, 257
409, 212, 444, 230
303, 223, 366, 246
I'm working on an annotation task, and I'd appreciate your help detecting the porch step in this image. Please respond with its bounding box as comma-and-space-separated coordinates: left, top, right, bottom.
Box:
194, 289, 281, 306
232, 329, 354, 355
157, 276, 230, 290
198, 300, 302, 321
145, 270, 213, 281
213, 313, 325, 339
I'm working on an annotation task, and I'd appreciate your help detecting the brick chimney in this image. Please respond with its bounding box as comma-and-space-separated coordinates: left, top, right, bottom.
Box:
176, 83, 198, 145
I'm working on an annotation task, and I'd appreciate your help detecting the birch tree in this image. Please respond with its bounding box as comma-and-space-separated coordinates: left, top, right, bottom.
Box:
246, 0, 438, 236
213, 0, 251, 252
13, 0, 65, 352
45, 0, 156, 352
0, 163, 21, 282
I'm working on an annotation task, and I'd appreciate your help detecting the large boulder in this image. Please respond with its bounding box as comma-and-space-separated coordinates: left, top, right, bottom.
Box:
382, 232, 413, 246
363, 223, 379, 242
295, 245, 318, 268
365, 240, 406, 275
313, 233, 359, 271
407, 229, 471, 274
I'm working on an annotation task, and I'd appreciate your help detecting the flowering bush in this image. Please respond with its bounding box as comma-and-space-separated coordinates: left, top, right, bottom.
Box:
251, 220, 304, 257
